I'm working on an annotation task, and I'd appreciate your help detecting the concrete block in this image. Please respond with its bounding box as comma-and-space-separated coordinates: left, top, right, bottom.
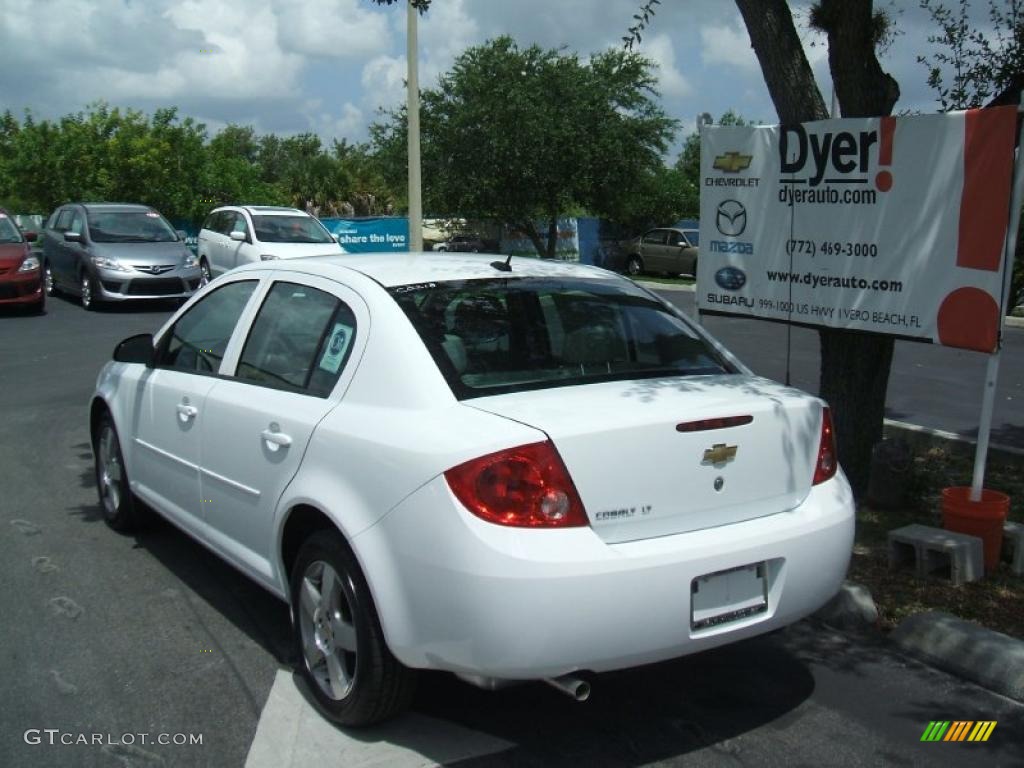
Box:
1003, 520, 1024, 576
887, 524, 984, 586
814, 581, 878, 630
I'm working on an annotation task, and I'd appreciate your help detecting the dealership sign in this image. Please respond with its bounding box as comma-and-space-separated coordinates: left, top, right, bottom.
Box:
697, 107, 1020, 352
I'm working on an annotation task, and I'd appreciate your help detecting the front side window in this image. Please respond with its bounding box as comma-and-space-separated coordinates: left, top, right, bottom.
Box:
158, 281, 258, 373
252, 215, 334, 244
231, 213, 249, 237
69, 210, 86, 236
0, 215, 22, 243
53, 209, 73, 232
389, 277, 733, 399
88, 211, 177, 243
236, 282, 355, 397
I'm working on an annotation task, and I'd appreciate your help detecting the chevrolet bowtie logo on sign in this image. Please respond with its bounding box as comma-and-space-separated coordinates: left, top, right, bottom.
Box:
702, 443, 738, 464
712, 151, 753, 173
920, 721, 997, 742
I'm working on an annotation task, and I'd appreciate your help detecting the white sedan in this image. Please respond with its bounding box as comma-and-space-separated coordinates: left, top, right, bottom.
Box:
90, 253, 854, 726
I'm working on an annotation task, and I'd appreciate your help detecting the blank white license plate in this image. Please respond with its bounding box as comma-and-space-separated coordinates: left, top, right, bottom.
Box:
691, 562, 768, 630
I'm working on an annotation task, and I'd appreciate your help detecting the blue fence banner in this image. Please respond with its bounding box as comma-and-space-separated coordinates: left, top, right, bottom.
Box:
320, 217, 409, 253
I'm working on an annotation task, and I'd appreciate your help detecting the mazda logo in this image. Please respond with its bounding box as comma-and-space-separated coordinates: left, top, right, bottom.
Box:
716, 200, 747, 237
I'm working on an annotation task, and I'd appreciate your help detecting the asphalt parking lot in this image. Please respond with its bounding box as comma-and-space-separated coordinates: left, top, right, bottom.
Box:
1, 291, 1022, 767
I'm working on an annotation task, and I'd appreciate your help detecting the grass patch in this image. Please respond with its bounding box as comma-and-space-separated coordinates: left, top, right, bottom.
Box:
849, 445, 1024, 638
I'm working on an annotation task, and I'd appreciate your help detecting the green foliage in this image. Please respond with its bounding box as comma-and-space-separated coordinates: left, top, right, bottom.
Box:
0, 103, 399, 224
917, 0, 1023, 111
371, 36, 677, 257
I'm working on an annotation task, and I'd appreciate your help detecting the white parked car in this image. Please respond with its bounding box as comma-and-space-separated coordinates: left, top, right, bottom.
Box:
90, 253, 854, 726
196, 205, 345, 283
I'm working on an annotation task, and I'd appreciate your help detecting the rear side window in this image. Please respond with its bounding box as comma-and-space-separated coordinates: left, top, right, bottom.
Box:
158, 281, 258, 373
236, 281, 356, 397
389, 277, 733, 399
642, 230, 668, 245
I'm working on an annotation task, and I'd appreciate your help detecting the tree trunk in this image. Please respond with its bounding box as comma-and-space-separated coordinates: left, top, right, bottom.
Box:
815, 0, 900, 496
545, 216, 558, 259
735, 0, 828, 124
735, 0, 901, 496
518, 219, 547, 258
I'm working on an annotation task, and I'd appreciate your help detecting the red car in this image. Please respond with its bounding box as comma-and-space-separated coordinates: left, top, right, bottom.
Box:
0, 209, 43, 313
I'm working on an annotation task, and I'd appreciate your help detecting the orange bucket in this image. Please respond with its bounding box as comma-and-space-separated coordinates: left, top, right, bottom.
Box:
941, 487, 1009, 571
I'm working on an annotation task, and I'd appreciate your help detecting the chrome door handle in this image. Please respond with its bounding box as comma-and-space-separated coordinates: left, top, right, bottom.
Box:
176, 403, 198, 422
261, 429, 293, 450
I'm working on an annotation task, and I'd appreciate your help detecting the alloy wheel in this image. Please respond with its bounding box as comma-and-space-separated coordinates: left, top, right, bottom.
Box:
298, 560, 359, 701
97, 424, 123, 517
81, 274, 92, 309
44, 266, 55, 295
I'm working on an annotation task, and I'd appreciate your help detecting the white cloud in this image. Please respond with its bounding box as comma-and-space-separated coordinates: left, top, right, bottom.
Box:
276, 0, 392, 59
700, 19, 759, 73
643, 34, 691, 100
361, 55, 408, 112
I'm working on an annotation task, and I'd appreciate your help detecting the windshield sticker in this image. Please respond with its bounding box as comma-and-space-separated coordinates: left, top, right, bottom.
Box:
319, 323, 352, 374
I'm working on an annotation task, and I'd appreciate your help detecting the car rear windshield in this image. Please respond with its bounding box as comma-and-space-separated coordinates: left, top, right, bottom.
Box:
252, 215, 334, 244
88, 212, 178, 243
388, 276, 734, 399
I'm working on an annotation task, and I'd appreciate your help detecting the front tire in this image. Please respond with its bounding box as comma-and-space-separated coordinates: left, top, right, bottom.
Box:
94, 414, 138, 532
81, 272, 99, 311
291, 530, 415, 726
44, 263, 59, 296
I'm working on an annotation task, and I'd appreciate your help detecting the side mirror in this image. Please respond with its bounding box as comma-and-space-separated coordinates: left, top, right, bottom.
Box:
24, 231, 38, 242
113, 333, 155, 366
64, 231, 83, 243
176, 229, 188, 242
229, 230, 246, 242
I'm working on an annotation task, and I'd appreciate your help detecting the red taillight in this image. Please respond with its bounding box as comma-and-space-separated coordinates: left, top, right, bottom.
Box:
444, 441, 589, 528
813, 406, 838, 485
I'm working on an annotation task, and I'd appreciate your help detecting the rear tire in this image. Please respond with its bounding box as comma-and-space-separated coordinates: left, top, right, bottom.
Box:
291, 530, 415, 726
626, 256, 643, 276
199, 258, 211, 287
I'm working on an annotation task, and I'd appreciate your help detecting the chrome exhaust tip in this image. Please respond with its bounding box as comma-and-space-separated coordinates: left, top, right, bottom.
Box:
544, 674, 591, 702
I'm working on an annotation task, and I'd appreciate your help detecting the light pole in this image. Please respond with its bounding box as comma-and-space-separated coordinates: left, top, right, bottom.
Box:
407, 1, 423, 252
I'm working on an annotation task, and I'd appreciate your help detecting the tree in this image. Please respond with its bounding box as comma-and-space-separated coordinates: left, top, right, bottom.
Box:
371, 36, 676, 258
918, 0, 1024, 324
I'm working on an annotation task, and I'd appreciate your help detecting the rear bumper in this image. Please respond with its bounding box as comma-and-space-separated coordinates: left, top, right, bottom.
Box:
0, 270, 44, 305
354, 472, 855, 679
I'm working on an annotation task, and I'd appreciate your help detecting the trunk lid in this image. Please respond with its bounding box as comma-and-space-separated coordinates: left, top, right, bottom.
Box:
467, 375, 825, 544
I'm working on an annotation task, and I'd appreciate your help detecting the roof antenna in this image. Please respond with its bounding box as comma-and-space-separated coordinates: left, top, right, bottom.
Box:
490, 254, 512, 272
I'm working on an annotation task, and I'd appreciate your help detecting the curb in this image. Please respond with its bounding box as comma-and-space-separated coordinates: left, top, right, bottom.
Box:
889, 611, 1024, 703
882, 418, 1024, 463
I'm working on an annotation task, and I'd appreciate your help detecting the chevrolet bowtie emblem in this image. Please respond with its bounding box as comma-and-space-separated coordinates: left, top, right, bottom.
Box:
703, 443, 738, 464
712, 151, 752, 173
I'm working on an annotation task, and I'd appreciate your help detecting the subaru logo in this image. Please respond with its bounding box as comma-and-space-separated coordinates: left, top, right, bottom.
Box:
715, 199, 747, 237
714, 266, 747, 291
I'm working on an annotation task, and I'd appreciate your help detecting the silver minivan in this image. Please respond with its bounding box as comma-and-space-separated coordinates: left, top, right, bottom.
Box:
42, 203, 202, 310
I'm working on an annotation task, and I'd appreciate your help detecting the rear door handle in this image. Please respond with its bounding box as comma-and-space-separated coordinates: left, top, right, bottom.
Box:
261, 428, 293, 451
176, 403, 198, 422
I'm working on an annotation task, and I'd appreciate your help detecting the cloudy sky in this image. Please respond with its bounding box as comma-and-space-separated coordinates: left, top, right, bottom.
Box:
0, 0, 989, 157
